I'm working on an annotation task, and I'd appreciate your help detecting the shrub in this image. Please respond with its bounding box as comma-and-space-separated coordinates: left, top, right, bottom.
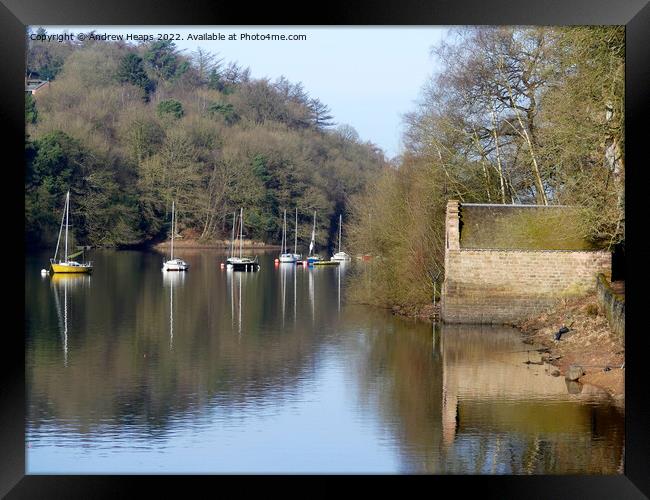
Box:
585, 303, 600, 316
156, 99, 184, 120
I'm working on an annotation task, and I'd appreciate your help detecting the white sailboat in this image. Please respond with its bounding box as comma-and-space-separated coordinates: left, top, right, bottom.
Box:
306, 210, 322, 264
49, 190, 93, 274
162, 200, 189, 271
229, 208, 260, 271
279, 209, 297, 263
331, 214, 351, 261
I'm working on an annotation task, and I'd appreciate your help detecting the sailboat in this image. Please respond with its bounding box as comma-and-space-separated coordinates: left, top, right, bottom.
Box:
292, 207, 302, 261
229, 208, 260, 271
331, 214, 351, 261
279, 209, 297, 263
162, 200, 189, 271
49, 190, 93, 274
306, 211, 322, 264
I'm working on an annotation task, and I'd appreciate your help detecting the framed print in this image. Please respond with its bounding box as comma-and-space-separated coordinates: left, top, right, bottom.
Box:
4, 0, 649, 496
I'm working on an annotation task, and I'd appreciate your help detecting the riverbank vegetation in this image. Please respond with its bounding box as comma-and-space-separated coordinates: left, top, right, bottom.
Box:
25, 29, 387, 249
348, 26, 624, 312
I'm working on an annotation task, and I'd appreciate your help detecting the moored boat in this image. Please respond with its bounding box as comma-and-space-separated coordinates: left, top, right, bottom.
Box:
162, 200, 189, 271
49, 191, 93, 274
330, 214, 351, 261
306, 210, 322, 264
230, 256, 260, 271
231, 208, 260, 272
313, 260, 340, 266
279, 209, 297, 263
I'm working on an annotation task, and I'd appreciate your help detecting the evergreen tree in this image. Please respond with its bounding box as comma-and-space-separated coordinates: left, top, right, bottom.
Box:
117, 53, 155, 101
25, 93, 38, 124
157, 99, 184, 120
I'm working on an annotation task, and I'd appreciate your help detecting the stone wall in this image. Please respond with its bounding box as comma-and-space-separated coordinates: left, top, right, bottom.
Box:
441, 201, 612, 324
596, 274, 625, 342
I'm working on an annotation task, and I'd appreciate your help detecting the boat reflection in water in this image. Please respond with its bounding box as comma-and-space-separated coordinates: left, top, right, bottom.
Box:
309, 264, 315, 323
163, 271, 186, 350
336, 259, 349, 314
227, 264, 258, 337
50, 274, 91, 367
304, 258, 349, 320
278, 263, 304, 328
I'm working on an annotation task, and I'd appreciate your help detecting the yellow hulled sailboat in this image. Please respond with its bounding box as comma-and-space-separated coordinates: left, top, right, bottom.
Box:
49, 191, 93, 274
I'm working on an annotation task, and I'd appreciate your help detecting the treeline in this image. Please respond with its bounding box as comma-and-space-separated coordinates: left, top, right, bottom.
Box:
348, 26, 624, 310
25, 28, 386, 249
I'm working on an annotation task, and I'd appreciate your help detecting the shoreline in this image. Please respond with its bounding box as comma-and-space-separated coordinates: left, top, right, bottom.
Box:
154, 238, 282, 250
512, 293, 624, 405
390, 303, 439, 322
347, 299, 440, 323
382, 296, 624, 405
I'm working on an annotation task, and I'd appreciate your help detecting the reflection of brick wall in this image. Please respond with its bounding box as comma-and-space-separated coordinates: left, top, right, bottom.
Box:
441, 202, 612, 324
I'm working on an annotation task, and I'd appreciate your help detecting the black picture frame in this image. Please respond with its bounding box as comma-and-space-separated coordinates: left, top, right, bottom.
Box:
5, 0, 649, 497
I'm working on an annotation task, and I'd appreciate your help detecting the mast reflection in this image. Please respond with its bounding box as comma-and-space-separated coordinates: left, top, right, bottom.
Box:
50, 274, 91, 367
281, 263, 286, 328
309, 266, 315, 323
227, 267, 257, 338
163, 271, 186, 350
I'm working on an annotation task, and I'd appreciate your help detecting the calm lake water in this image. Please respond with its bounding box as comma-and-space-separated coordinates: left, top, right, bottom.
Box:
25, 249, 624, 474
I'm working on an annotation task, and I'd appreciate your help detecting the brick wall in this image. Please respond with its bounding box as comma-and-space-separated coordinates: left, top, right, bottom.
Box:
596, 274, 625, 342
441, 201, 612, 324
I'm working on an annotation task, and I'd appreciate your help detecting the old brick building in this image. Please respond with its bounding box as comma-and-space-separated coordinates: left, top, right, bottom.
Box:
441, 200, 611, 324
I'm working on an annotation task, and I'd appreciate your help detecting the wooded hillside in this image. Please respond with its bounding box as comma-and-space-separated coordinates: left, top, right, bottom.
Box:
25, 29, 387, 249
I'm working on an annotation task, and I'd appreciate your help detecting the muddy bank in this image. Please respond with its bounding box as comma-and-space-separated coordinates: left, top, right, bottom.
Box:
344, 299, 439, 323
154, 238, 281, 250
391, 303, 439, 322
513, 292, 624, 405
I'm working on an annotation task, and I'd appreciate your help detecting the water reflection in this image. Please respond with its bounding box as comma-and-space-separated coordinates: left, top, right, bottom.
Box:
278, 264, 300, 328
437, 325, 623, 474
50, 274, 91, 367
162, 271, 185, 350
352, 320, 624, 473
309, 266, 315, 323
25, 250, 623, 473
226, 268, 259, 337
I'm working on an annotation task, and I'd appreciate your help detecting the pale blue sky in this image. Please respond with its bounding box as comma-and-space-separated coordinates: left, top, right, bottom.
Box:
39, 27, 449, 159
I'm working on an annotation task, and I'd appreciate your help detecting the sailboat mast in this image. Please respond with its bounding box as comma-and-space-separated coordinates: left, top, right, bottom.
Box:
339, 214, 342, 253
294, 208, 298, 254
283, 210, 288, 253
231, 211, 236, 257
239, 208, 243, 258
64, 191, 69, 262
53, 192, 67, 262
310, 211, 316, 256
281, 211, 284, 253
170, 200, 175, 260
